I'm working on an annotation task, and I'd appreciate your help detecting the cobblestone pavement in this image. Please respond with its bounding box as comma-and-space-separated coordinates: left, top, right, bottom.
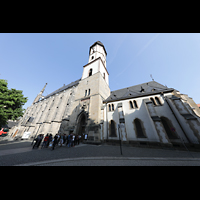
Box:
1, 140, 200, 166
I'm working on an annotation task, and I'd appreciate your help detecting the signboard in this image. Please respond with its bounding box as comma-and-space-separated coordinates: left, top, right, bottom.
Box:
22, 132, 31, 139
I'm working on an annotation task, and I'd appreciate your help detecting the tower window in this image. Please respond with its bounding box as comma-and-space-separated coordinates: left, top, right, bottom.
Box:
108, 104, 111, 111
88, 89, 90, 96
103, 73, 105, 80
133, 100, 138, 108
150, 97, 156, 106
91, 56, 94, 60
112, 104, 114, 111
129, 101, 134, 109
85, 90, 87, 96
89, 68, 93, 77
155, 97, 161, 105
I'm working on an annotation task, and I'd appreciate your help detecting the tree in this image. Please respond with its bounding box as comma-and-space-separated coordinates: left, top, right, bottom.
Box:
0, 79, 28, 128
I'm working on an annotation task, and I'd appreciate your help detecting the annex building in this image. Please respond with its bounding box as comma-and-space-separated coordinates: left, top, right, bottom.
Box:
10, 41, 200, 148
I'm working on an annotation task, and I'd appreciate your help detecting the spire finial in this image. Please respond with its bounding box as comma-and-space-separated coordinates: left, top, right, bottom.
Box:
150, 74, 154, 81
32, 83, 48, 104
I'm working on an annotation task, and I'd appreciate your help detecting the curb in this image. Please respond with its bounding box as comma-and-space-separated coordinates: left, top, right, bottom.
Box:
15, 156, 200, 166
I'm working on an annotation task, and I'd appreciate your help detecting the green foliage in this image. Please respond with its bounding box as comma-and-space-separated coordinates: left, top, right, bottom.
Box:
0, 79, 28, 128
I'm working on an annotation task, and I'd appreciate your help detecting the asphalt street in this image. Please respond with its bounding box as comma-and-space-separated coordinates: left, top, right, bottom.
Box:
1, 139, 200, 166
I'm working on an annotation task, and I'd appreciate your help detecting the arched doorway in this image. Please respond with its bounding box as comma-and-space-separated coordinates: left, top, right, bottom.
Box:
76, 112, 87, 142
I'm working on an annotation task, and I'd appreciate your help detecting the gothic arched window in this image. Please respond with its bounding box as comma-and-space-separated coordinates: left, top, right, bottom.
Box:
108, 104, 111, 111
109, 120, 117, 137
155, 97, 161, 105
112, 104, 114, 111
134, 118, 146, 138
133, 100, 138, 108
160, 117, 178, 139
150, 98, 156, 106
129, 101, 134, 109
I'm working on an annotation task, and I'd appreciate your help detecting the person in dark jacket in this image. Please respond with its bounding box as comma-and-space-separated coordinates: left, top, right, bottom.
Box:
51, 134, 58, 150
33, 134, 43, 149
36, 134, 43, 148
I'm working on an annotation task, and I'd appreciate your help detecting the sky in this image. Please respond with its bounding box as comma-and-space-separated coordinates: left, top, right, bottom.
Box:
0, 33, 200, 110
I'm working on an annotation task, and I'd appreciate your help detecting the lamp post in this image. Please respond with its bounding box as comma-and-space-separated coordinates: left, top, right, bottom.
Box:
118, 123, 123, 155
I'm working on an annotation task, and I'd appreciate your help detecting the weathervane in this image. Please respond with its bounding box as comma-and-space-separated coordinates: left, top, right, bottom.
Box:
150, 74, 154, 81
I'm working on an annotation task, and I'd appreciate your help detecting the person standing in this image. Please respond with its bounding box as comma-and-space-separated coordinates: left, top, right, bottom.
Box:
37, 134, 44, 148
32, 134, 40, 149
51, 134, 58, 150
71, 133, 75, 147
76, 135, 79, 145
67, 133, 71, 147
46, 134, 52, 148
63, 134, 67, 145
41, 134, 49, 149
59, 134, 63, 147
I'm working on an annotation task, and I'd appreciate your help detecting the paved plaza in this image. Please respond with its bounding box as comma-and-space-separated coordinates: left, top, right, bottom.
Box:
1, 139, 200, 166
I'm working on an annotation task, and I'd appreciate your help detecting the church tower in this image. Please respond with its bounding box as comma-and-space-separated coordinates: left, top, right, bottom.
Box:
82, 41, 109, 85
71, 41, 110, 143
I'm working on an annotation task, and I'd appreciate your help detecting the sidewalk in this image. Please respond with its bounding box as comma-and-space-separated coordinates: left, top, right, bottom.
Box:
2, 141, 200, 166
16, 156, 200, 166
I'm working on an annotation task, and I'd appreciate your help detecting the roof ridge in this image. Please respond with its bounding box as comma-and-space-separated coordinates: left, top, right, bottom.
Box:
110, 81, 159, 93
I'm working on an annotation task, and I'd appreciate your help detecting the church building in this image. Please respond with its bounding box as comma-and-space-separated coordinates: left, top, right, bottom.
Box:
10, 41, 200, 148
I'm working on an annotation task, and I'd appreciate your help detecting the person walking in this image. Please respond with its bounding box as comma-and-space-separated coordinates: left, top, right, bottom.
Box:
51, 134, 58, 151
41, 134, 49, 149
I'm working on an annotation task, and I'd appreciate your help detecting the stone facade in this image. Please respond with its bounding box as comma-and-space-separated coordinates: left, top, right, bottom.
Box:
9, 41, 200, 147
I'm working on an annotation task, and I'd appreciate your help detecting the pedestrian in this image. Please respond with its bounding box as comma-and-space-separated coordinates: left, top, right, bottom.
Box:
76, 135, 79, 145
74, 134, 77, 145
59, 134, 63, 147
46, 134, 52, 148
67, 133, 71, 147
32, 134, 40, 149
71, 133, 75, 147
36, 134, 43, 148
57, 134, 60, 144
79, 135, 82, 143
51, 134, 58, 150
41, 134, 49, 149
63, 134, 67, 145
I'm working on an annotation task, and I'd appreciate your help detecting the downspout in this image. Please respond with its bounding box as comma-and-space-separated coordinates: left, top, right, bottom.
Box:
164, 95, 191, 143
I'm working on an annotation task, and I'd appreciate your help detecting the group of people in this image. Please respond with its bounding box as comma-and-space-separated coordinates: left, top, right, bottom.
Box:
32, 133, 83, 150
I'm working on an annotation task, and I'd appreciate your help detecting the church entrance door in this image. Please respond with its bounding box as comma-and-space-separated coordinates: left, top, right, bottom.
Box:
76, 113, 87, 142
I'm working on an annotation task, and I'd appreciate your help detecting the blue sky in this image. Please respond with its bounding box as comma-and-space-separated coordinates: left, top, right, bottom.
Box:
1, 33, 200, 110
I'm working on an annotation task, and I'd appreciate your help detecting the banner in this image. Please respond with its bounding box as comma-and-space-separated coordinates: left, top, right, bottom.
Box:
22, 132, 31, 139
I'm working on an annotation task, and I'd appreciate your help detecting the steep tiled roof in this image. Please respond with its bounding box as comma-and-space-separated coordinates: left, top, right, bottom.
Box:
103, 81, 174, 103
89, 41, 107, 55
41, 79, 81, 100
